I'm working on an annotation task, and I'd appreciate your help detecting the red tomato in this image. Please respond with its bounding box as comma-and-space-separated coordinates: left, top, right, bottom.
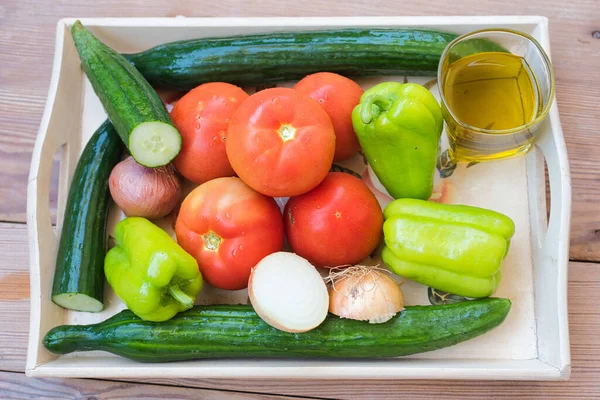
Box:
175, 177, 284, 290
284, 172, 383, 267
171, 82, 248, 184
294, 72, 363, 161
226, 87, 335, 197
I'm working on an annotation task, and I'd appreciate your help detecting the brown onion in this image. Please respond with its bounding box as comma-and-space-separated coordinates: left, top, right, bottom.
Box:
326, 265, 404, 324
109, 156, 182, 219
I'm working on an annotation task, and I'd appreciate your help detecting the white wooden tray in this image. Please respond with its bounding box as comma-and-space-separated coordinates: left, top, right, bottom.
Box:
26, 16, 571, 380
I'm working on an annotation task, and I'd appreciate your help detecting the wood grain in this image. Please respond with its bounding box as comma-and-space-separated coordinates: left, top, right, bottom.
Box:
0, 223, 30, 372
0, 0, 599, 259
1, 222, 599, 398
2, 0, 600, 397
0, 371, 307, 400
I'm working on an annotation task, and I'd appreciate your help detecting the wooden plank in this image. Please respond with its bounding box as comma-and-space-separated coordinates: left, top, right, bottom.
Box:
0, 371, 307, 400
1, 221, 599, 398
0, 0, 599, 259
0, 223, 31, 372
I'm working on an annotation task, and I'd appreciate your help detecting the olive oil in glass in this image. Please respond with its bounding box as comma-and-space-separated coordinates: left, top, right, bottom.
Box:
444, 52, 541, 132
438, 29, 555, 163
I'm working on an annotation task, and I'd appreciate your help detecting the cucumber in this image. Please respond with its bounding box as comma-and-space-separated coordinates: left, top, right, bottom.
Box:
71, 21, 181, 167
51, 120, 122, 312
43, 298, 510, 361
124, 29, 507, 91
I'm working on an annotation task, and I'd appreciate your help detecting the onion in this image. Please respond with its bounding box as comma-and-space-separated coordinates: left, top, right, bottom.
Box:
248, 252, 329, 333
109, 156, 182, 219
326, 265, 404, 324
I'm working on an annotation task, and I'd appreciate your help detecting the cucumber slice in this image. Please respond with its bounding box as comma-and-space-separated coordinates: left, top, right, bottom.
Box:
52, 293, 104, 313
129, 121, 182, 168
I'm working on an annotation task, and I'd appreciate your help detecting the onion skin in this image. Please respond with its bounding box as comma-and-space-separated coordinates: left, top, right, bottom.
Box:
109, 156, 182, 219
328, 267, 404, 324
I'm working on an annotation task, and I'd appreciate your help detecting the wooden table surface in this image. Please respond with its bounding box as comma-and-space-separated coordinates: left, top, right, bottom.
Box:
1, 1, 599, 398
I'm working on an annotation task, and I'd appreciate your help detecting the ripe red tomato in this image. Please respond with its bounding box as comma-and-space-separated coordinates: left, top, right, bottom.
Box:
175, 177, 284, 290
294, 72, 363, 161
170, 82, 248, 184
284, 172, 383, 267
226, 87, 335, 197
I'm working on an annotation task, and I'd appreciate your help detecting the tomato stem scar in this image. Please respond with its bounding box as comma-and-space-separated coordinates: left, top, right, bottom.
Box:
203, 231, 222, 250
278, 124, 296, 142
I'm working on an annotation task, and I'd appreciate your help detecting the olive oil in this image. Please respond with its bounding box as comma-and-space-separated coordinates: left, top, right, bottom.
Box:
439, 28, 555, 162
444, 52, 541, 131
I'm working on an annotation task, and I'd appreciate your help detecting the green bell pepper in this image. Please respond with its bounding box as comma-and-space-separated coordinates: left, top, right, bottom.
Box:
105, 217, 202, 322
352, 82, 443, 200
382, 199, 515, 298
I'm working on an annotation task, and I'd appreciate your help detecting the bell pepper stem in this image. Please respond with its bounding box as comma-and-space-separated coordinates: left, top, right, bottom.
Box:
360, 94, 392, 124
168, 285, 195, 309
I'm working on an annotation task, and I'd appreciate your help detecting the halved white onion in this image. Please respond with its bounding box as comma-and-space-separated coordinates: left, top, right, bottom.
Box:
248, 252, 329, 333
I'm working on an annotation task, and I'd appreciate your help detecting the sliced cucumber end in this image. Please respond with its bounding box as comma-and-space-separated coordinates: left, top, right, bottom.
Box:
52, 293, 104, 313
129, 122, 181, 168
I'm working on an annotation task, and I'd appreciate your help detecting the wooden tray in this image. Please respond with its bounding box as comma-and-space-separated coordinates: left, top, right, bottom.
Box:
26, 16, 571, 380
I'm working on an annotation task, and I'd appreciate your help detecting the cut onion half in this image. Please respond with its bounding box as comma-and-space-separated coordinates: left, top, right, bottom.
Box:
248, 252, 329, 333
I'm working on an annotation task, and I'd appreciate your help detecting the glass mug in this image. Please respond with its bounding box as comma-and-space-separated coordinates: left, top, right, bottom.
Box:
437, 29, 555, 162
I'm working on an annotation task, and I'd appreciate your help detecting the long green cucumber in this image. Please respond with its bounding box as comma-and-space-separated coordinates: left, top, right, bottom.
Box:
124, 29, 506, 91
43, 298, 510, 361
51, 120, 122, 312
71, 21, 181, 167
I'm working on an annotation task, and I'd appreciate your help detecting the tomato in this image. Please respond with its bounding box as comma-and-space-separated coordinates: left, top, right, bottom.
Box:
294, 72, 363, 161
226, 87, 335, 197
171, 82, 248, 184
175, 177, 284, 290
284, 172, 383, 267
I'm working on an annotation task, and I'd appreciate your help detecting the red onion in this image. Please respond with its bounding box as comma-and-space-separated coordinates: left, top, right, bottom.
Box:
109, 156, 182, 219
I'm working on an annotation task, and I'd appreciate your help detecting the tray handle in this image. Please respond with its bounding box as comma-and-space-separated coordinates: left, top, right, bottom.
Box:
532, 104, 572, 375
26, 20, 84, 372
